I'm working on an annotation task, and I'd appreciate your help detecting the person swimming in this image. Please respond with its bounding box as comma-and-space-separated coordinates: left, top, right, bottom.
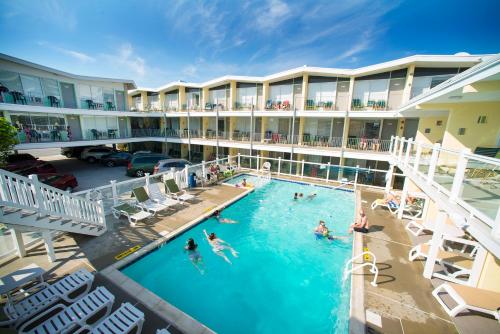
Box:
315, 221, 349, 241
293, 192, 298, 200
184, 238, 205, 274
203, 230, 239, 264
241, 178, 247, 187
307, 192, 317, 200
212, 209, 238, 224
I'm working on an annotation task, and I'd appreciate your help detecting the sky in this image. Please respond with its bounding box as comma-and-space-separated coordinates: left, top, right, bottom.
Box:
1, 0, 499, 88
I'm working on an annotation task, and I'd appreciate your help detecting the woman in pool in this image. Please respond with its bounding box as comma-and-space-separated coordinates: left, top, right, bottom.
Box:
184, 238, 205, 274
212, 209, 238, 224
203, 230, 239, 264
315, 221, 348, 241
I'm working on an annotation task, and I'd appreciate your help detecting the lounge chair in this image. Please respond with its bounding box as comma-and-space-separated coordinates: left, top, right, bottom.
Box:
370, 198, 399, 213
19, 286, 114, 334
133, 187, 169, 215
406, 219, 464, 238
112, 202, 152, 226
148, 182, 180, 207
73, 302, 145, 334
371, 198, 423, 218
2, 269, 94, 328
432, 283, 500, 320
409, 242, 476, 282
164, 179, 195, 202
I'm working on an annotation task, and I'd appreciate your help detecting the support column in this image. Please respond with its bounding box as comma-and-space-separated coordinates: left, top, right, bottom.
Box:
229, 81, 237, 111
140, 91, 148, 111
229, 116, 236, 140
263, 82, 269, 109
203, 145, 213, 161
202, 117, 209, 138
201, 87, 209, 110
261, 117, 268, 142
159, 91, 165, 111
43, 230, 56, 263
10, 229, 26, 258
296, 153, 303, 175
423, 211, 447, 279
179, 86, 186, 111
397, 177, 409, 219
297, 117, 305, 145
401, 64, 416, 105
301, 74, 309, 110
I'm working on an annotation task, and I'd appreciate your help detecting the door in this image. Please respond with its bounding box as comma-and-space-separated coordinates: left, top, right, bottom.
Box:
403, 118, 419, 139
60, 82, 77, 108
66, 116, 82, 140
118, 117, 128, 138
380, 119, 397, 140
387, 78, 405, 109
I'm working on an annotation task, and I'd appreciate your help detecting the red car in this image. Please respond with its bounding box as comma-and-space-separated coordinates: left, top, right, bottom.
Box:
37, 173, 78, 192
4, 154, 56, 175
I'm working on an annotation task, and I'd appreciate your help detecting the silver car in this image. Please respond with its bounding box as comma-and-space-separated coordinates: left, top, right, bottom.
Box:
80, 146, 115, 163
153, 158, 193, 174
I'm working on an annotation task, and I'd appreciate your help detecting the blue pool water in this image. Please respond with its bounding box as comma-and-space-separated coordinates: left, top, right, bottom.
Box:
121, 175, 355, 334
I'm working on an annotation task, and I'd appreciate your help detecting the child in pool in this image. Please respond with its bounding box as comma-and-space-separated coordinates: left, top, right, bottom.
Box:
184, 238, 205, 274
212, 209, 238, 224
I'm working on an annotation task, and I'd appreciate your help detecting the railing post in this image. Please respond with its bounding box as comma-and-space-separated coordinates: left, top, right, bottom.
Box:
450, 148, 471, 203
227, 154, 231, 165
301, 160, 305, 178
326, 162, 331, 182
389, 135, 394, 155
257, 155, 260, 171
492, 207, 500, 241
110, 180, 118, 205
423, 211, 447, 279
145, 173, 150, 189
404, 138, 413, 166
278, 157, 281, 175
413, 142, 422, 172
29, 174, 46, 217
354, 165, 359, 188
385, 165, 394, 193
237, 153, 241, 169
427, 143, 441, 184
398, 137, 406, 162
184, 167, 189, 189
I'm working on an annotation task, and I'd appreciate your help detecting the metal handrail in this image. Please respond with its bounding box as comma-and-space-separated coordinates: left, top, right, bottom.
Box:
344, 251, 379, 287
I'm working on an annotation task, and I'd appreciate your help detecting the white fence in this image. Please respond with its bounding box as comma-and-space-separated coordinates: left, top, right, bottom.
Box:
390, 136, 500, 233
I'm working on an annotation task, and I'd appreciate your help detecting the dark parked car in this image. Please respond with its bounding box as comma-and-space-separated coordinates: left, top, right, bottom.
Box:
100, 152, 132, 167
127, 154, 168, 177
37, 173, 78, 192
4, 154, 57, 175
60, 146, 93, 158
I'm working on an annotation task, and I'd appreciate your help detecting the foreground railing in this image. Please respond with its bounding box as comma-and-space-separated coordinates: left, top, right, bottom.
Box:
390, 136, 500, 236
0, 169, 104, 226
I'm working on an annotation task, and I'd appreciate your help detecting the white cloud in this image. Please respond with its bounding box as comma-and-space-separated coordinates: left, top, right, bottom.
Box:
182, 65, 198, 77
37, 41, 95, 63
254, 0, 291, 31
110, 43, 146, 77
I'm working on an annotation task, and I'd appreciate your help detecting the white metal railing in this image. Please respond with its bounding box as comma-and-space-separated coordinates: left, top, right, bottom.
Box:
390, 136, 500, 236
0, 169, 104, 227
344, 251, 379, 287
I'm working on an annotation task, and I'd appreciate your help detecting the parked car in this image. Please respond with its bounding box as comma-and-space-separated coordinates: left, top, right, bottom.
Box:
153, 159, 192, 174
127, 154, 169, 177
37, 173, 78, 192
81, 147, 115, 163
60, 146, 93, 158
100, 152, 132, 167
4, 154, 57, 175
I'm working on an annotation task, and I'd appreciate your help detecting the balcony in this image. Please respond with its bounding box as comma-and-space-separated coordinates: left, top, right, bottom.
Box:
346, 138, 392, 152
351, 98, 388, 111
305, 100, 337, 111
265, 100, 292, 111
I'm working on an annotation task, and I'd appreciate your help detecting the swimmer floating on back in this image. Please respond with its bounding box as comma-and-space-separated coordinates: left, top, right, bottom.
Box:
203, 230, 239, 264
212, 209, 238, 224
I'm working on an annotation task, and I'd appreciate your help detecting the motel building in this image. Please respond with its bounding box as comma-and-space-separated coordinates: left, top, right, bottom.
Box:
0, 52, 499, 333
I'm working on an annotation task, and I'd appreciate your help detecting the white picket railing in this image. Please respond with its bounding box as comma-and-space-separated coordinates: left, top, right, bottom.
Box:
389, 136, 500, 237
0, 169, 105, 227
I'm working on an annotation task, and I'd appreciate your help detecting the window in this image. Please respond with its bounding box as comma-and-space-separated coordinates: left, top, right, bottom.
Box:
41, 78, 61, 100
307, 81, 337, 105
115, 91, 126, 110
20, 75, 44, 104
477, 116, 487, 124
165, 92, 178, 110
424, 128, 431, 134
436, 120, 443, 126
458, 128, 466, 135
269, 84, 293, 103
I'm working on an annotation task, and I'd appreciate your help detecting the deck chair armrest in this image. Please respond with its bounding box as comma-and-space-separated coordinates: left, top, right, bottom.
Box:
432, 284, 467, 317
18, 303, 65, 332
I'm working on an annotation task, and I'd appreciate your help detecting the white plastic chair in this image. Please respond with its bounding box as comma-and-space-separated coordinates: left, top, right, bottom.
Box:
19, 286, 114, 334
148, 182, 180, 207
2, 269, 94, 328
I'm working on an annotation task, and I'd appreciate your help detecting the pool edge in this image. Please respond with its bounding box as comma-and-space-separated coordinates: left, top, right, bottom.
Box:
101, 186, 255, 334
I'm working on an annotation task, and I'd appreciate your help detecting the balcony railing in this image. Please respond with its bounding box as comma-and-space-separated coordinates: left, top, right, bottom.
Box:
305, 100, 337, 111
351, 99, 388, 111
300, 135, 343, 148
391, 136, 500, 231
346, 138, 392, 152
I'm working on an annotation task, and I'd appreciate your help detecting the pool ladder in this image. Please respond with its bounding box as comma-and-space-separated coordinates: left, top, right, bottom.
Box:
343, 251, 379, 287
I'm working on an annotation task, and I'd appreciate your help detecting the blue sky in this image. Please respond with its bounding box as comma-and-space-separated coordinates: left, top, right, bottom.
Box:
1, 0, 499, 87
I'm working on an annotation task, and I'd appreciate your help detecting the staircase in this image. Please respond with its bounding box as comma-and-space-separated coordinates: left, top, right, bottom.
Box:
0, 169, 106, 236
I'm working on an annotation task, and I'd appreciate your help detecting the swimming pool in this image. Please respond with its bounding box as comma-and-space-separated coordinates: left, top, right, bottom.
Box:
121, 175, 355, 334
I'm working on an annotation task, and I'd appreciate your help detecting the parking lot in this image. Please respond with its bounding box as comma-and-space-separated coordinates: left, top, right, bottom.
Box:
25, 148, 133, 191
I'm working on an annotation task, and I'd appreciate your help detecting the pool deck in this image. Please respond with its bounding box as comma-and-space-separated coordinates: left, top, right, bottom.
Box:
0, 183, 246, 334
1, 175, 498, 334
358, 189, 500, 334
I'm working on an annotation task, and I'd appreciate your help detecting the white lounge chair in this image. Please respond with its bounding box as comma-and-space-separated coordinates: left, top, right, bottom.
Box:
406, 219, 465, 238
409, 242, 476, 283
2, 268, 94, 328
19, 286, 114, 334
164, 179, 195, 202
148, 182, 180, 207
433, 283, 500, 320
133, 187, 169, 215
112, 202, 153, 226
73, 302, 145, 334
371, 198, 399, 213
